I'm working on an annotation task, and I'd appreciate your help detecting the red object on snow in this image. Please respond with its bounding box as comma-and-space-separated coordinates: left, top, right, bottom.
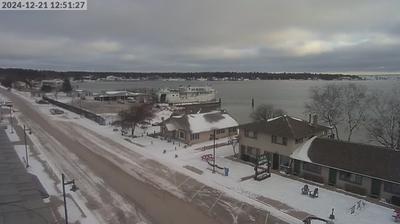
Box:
393, 209, 400, 222
201, 154, 214, 161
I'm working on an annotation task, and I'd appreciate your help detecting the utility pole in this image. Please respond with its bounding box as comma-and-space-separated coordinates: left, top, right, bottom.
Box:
62, 173, 78, 224
23, 125, 32, 168
9, 105, 13, 133
213, 129, 216, 173
0, 101, 3, 122
397, 121, 400, 151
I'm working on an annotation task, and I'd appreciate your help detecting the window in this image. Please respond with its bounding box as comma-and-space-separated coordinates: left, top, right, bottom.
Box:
255, 148, 260, 156
384, 182, 400, 195
302, 162, 321, 174
229, 127, 237, 133
295, 137, 303, 144
216, 129, 225, 134
190, 133, 199, 140
240, 145, 246, 153
339, 171, 363, 185
280, 156, 290, 166
282, 137, 288, 146
244, 129, 257, 139
272, 135, 287, 145
247, 146, 253, 156
179, 131, 185, 139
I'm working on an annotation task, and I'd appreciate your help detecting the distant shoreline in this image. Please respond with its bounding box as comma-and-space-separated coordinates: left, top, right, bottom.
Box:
0, 67, 362, 81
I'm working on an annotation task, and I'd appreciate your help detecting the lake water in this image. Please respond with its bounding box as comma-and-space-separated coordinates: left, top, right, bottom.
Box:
74, 79, 399, 143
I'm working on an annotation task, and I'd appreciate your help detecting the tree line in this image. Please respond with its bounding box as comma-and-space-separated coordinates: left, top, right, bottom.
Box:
0, 68, 361, 86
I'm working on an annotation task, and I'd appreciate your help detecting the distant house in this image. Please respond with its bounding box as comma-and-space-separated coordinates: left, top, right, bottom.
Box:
41, 79, 63, 91
291, 137, 400, 205
105, 75, 123, 81
161, 110, 239, 145
93, 91, 147, 102
238, 115, 330, 167
12, 81, 27, 90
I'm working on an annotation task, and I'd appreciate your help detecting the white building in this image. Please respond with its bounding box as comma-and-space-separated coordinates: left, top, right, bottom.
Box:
157, 86, 216, 104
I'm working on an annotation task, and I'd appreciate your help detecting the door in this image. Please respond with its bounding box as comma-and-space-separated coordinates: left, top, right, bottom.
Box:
272, 153, 279, 170
293, 160, 301, 175
160, 94, 166, 103
240, 146, 247, 161
370, 179, 381, 197
328, 168, 337, 185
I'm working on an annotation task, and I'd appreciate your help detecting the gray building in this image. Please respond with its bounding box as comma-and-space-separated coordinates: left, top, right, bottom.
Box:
238, 115, 400, 206
239, 115, 330, 168
161, 110, 238, 145
291, 138, 400, 206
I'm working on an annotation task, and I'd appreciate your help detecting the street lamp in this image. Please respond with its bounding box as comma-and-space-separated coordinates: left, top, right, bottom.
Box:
23, 125, 32, 168
209, 129, 217, 174
0, 102, 3, 122
61, 173, 78, 224
9, 105, 13, 133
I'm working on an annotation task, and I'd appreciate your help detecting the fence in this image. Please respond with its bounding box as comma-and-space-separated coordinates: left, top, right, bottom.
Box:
43, 96, 106, 125
194, 142, 231, 151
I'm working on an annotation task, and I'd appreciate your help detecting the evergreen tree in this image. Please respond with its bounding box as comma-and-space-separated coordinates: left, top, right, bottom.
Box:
61, 78, 73, 93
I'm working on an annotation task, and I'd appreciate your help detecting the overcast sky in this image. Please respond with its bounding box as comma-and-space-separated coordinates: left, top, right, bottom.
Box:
1, 0, 400, 73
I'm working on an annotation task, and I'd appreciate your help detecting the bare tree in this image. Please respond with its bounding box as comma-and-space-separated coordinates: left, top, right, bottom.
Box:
366, 88, 400, 150
341, 83, 369, 141
250, 104, 286, 121
118, 104, 154, 137
306, 83, 368, 141
305, 84, 344, 140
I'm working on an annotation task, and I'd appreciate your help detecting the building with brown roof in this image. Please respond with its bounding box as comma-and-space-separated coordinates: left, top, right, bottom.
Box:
290, 137, 400, 205
240, 114, 400, 205
238, 115, 331, 169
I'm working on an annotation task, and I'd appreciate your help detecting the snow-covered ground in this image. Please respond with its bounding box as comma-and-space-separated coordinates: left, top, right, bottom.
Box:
41, 109, 395, 224
1, 106, 103, 223
5, 126, 19, 142
6, 89, 397, 224
13, 144, 99, 224
131, 135, 395, 224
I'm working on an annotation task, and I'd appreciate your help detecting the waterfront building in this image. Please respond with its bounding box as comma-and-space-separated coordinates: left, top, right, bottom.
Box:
157, 86, 216, 104
93, 91, 148, 102
238, 114, 400, 206
161, 110, 238, 145
41, 79, 63, 91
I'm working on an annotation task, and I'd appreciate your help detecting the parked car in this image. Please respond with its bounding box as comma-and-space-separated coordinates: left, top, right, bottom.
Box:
35, 99, 49, 104
49, 108, 64, 115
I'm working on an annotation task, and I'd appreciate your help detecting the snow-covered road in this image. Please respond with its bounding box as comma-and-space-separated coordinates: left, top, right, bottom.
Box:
0, 89, 294, 224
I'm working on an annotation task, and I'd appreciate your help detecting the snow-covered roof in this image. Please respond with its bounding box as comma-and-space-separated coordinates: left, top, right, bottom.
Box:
105, 91, 141, 95
289, 136, 317, 162
164, 111, 238, 133
165, 123, 177, 131
240, 115, 331, 139
95, 91, 143, 97
187, 111, 238, 133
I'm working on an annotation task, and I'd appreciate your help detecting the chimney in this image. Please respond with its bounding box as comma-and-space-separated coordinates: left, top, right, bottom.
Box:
312, 115, 318, 125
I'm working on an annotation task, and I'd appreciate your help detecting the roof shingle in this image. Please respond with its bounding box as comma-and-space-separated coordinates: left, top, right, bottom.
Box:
308, 138, 400, 184
240, 115, 330, 138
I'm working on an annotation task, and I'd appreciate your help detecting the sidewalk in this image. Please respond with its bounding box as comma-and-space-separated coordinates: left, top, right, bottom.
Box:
0, 126, 56, 224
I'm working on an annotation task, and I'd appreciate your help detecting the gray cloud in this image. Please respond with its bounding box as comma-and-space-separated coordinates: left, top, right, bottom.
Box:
1, 0, 400, 72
